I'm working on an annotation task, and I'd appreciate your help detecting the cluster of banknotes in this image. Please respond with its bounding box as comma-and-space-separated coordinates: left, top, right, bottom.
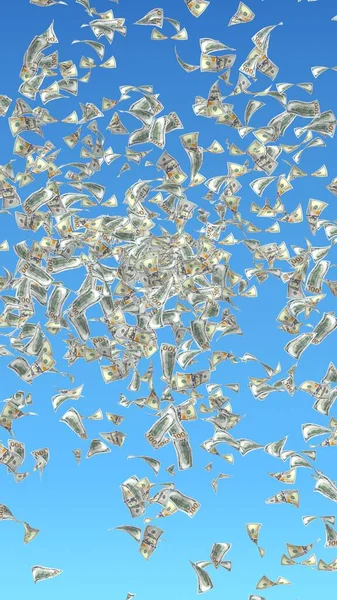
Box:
0, 0, 337, 594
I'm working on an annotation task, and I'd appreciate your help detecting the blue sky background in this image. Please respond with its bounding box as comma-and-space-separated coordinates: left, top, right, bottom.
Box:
1, 0, 337, 597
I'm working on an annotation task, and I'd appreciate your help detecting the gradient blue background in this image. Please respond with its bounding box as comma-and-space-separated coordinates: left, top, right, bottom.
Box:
1, 0, 337, 597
